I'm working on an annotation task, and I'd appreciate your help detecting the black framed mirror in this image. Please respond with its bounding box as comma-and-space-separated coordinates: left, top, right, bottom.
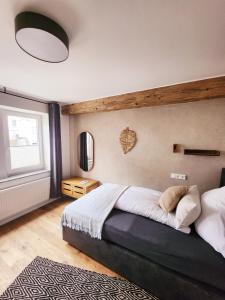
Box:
78, 132, 94, 171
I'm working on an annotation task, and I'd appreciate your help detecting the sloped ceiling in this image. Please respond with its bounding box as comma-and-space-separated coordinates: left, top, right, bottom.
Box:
0, 0, 225, 103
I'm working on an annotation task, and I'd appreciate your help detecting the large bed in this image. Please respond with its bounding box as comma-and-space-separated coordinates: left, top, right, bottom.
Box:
62, 175, 225, 300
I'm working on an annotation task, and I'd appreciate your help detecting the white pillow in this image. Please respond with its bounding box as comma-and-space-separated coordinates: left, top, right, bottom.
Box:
115, 186, 191, 234
195, 186, 225, 258
175, 185, 201, 228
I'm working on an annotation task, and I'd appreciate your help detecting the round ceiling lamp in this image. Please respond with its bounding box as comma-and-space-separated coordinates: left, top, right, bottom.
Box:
15, 11, 69, 63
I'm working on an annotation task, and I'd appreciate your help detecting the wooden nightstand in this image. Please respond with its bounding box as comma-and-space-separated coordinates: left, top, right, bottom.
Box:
61, 177, 99, 199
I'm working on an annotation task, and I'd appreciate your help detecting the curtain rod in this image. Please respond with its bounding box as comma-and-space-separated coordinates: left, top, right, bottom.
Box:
0, 86, 52, 105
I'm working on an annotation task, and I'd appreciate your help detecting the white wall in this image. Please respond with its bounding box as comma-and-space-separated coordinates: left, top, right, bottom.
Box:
0, 92, 48, 113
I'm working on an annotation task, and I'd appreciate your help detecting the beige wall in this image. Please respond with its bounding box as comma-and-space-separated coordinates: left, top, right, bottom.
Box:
60, 111, 71, 179
69, 99, 225, 193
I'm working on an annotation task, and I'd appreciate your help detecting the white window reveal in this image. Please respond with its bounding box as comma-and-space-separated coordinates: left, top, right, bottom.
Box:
0, 106, 50, 180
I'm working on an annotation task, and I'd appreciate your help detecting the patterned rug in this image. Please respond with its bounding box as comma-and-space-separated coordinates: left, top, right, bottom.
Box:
0, 256, 158, 299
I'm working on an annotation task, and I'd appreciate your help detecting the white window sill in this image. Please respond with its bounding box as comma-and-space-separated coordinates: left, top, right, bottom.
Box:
0, 170, 51, 190
0, 169, 50, 183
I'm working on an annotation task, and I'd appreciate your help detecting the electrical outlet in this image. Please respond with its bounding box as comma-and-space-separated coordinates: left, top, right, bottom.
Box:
170, 173, 187, 180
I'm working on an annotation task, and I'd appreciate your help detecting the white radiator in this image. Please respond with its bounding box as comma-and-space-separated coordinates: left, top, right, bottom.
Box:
0, 177, 50, 225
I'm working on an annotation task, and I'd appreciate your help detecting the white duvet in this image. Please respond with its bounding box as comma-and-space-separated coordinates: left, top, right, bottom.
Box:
115, 186, 190, 234
62, 183, 190, 239
195, 186, 225, 258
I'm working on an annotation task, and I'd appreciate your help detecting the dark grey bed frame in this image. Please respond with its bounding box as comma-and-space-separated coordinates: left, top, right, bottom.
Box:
63, 169, 225, 300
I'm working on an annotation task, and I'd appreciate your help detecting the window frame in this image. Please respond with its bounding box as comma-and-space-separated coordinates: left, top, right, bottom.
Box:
2, 109, 45, 177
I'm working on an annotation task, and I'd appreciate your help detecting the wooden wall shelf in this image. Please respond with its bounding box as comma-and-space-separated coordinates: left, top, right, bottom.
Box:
184, 149, 220, 156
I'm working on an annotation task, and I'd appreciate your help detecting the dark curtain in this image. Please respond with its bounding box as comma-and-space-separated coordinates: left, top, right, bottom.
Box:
220, 168, 225, 187
49, 103, 62, 198
80, 132, 88, 171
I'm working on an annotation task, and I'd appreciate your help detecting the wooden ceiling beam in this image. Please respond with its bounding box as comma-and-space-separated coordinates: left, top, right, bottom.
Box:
61, 76, 225, 115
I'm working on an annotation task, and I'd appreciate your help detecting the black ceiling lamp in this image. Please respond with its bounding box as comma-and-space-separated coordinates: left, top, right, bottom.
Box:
15, 11, 69, 63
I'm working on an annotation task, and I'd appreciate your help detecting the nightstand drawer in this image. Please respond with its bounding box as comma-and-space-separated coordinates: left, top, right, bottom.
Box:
62, 182, 72, 191
73, 191, 83, 198
73, 186, 84, 194
62, 188, 73, 197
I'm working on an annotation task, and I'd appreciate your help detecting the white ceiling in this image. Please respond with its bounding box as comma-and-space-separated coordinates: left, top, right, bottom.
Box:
0, 0, 225, 103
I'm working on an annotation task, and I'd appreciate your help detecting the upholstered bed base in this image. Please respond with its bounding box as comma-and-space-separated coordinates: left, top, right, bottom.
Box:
63, 226, 225, 300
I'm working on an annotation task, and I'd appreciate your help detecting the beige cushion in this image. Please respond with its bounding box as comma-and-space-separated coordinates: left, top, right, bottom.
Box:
159, 186, 188, 212
175, 185, 201, 228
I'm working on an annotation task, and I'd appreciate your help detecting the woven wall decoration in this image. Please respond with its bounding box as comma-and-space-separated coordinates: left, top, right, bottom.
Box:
120, 127, 137, 154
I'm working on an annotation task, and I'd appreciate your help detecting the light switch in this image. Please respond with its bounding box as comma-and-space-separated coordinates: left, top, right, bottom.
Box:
170, 173, 187, 180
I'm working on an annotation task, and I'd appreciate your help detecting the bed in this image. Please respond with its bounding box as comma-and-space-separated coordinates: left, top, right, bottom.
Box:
62, 172, 225, 300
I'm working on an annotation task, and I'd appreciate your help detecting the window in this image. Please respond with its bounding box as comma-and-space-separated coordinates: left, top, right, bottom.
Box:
7, 113, 43, 172
0, 107, 50, 180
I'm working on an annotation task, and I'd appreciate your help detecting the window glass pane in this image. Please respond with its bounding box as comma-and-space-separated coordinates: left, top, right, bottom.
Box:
8, 115, 41, 170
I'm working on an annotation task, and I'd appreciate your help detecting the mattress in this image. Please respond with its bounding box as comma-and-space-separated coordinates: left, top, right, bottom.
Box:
102, 209, 225, 292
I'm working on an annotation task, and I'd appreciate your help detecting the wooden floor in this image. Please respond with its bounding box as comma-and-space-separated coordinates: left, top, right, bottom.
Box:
0, 199, 119, 295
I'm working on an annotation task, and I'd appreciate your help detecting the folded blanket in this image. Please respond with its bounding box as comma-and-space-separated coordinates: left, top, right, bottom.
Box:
62, 183, 129, 239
